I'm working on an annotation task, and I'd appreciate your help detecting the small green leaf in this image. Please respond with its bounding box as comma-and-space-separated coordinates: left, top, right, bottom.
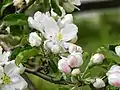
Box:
3, 13, 27, 25
15, 48, 39, 65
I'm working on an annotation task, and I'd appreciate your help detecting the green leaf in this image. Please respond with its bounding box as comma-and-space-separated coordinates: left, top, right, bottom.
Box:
51, 0, 62, 16
0, 0, 12, 16
10, 45, 32, 60
3, 13, 27, 25
15, 48, 39, 65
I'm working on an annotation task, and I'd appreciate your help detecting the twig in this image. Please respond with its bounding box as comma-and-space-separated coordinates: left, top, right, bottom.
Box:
22, 73, 36, 90
25, 68, 74, 85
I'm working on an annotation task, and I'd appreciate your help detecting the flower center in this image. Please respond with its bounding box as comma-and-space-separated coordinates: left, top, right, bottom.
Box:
2, 74, 11, 84
56, 32, 63, 41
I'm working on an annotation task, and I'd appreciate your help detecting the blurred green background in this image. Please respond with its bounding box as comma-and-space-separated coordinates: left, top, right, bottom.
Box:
27, 8, 120, 90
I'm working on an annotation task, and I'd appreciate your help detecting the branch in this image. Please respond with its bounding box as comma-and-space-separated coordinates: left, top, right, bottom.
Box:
22, 73, 36, 90
25, 68, 74, 85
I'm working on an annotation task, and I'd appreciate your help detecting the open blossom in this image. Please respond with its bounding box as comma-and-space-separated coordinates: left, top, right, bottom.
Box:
106, 65, 120, 87
0, 60, 27, 90
28, 11, 78, 53
93, 78, 105, 88
67, 52, 83, 68
90, 53, 104, 64
0, 46, 10, 65
115, 46, 120, 56
29, 32, 42, 47
58, 58, 71, 74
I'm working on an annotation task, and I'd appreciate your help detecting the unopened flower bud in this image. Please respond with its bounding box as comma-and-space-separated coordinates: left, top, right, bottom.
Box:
115, 46, 120, 56
107, 65, 120, 87
68, 43, 83, 53
58, 58, 71, 74
29, 32, 42, 47
13, 0, 29, 8
51, 45, 61, 54
71, 68, 80, 76
93, 78, 105, 88
90, 53, 104, 64
67, 53, 83, 68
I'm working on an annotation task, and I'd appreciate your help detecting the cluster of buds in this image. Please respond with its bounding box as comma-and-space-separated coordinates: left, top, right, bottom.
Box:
58, 43, 83, 76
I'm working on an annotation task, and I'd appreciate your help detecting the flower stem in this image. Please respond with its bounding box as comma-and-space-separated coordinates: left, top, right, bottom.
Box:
81, 62, 91, 78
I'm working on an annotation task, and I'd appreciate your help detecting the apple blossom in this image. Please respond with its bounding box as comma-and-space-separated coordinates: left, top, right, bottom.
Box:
0, 60, 27, 90
106, 65, 120, 87
28, 11, 78, 45
90, 53, 104, 64
67, 52, 83, 68
58, 58, 71, 74
0, 46, 10, 65
71, 68, 80, 76
29, 32, 42, 47
115, 46, 120, 56
93, 78, 105, 88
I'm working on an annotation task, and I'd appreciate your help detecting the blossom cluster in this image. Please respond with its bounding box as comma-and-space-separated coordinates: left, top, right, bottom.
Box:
11, 0, 120, 89
0, 46, 27, 90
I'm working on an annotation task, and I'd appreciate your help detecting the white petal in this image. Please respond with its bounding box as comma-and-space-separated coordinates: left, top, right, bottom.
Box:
44, 17, 59, 39
0, 66, 4, 79
61, 24, 78, 41
115, 46, 120, 56
61, 14, 73, 25
72, 0, 81, 6
29, 32, 42, 47
28, 17, 44, 33
4, 60, 25, 76
1, 75, 27, 90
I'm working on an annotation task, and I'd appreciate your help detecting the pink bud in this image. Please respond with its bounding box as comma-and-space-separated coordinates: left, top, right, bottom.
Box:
90, 53, 104, 64
67, 53, 83, 68
107, 65, 120, 87
68, 43, 83, 53
58, 58, 71, 74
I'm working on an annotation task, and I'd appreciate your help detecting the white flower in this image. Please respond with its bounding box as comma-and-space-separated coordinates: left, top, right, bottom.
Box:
0, 60, 27, 90
28, 11, 78, 53
67, 52, 83, 68
106, 65, 120, 87
90, 53, 104, 64
58, 57, 71, 74
0, 46, 10, 65
29, 32, 42, 47
115, 46, 120, 56
93, 78, 105, 88
71, 68, 80, 76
